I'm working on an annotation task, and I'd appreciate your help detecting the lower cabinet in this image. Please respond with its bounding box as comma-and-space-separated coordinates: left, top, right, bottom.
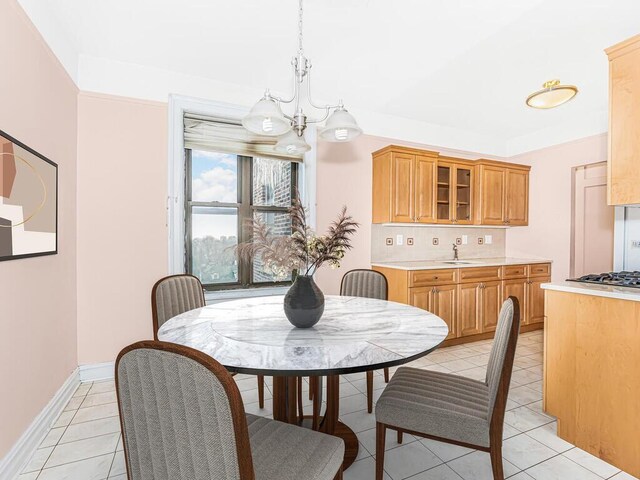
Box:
526, 277, 549, 324
390, 263, 550, 345
409, 284, 457, 340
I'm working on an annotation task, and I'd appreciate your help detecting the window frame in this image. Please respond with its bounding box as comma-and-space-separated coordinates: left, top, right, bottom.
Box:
184, 148, 298, 291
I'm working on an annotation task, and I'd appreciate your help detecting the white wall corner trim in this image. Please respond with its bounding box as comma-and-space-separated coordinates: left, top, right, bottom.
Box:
79, 362, 115, 383
0, 368, 80, 480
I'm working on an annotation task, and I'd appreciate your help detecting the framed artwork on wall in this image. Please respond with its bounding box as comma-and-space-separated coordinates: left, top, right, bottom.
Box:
0, 129, 58, 261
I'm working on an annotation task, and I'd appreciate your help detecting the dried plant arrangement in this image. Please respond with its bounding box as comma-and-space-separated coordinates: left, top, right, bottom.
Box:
236, 193, 359, 280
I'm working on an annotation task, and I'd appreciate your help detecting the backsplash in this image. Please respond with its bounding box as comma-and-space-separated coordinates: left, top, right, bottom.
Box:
371, 224, 506, 263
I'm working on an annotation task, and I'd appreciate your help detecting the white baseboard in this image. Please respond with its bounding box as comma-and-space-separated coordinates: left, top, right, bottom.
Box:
0, 368, 80, 480
79, 362, 114, 382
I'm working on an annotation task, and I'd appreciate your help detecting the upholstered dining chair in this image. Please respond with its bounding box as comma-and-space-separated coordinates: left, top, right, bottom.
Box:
375, 297, 521, 480
151, 274, 266, 408
340, 269, 389, 413
115, 340, 345, 480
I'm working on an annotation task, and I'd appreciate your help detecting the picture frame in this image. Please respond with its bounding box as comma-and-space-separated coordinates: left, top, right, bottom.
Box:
0, 129, 58, 261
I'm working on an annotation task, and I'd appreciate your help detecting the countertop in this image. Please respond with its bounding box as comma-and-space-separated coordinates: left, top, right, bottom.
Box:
371, 257, 551, 271
542, 281, 640, 302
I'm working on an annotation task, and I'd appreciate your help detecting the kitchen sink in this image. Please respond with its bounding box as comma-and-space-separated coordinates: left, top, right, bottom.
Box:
443, 261, 474, 264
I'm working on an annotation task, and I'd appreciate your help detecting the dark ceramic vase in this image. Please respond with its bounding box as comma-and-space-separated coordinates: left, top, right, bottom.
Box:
284, 275, 325, 328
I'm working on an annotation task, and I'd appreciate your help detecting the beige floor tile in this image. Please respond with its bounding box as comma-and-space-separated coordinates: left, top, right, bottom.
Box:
22, 446, 54, 473
502, 434, 556, 470
525, 422, 573, 453
38, 453, 114, 480
526, 455, 601, 480
563, 447, 621, 478
60, 416, 122, 444
71, 403, 119, 424
80, 391, 117, 408
45, 433, 119, 468
409, 464, 464, 480
382, 441, 442, 480
447, 450, 520, 480
344, 456, 392, 480
419, 438, 475, 463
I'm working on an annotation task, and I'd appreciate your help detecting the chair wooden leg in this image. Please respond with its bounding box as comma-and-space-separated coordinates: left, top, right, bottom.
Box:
309, 375, 314, 400
312, 376, 322, 430
384, 367, 390, 383
297, 376, 304, 420
489, 441, 504, 480
366, 370, 374, 413
257, 375, 264, 409
397, 430, 403, 444
376, 422, 386, 480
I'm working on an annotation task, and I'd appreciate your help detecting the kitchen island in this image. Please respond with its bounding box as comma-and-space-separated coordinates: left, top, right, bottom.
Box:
542, 282, 640, 478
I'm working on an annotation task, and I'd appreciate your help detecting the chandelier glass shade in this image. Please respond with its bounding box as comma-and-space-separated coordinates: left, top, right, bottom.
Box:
526, 79, 578, 109
275, 130, 311, 155
243, 0, 361, 148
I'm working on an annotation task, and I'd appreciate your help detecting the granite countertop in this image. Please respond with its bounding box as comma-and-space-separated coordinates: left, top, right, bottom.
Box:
371, 257, 551, 271
542, 281, 640, 302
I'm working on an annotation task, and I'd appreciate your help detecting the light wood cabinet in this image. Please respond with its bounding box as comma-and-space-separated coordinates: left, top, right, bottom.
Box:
526, 277, 549, 325
505, 169, 529, 225
391, 153, 415, 222
458, 283, 482, 336
415, 155, 437, 223
606, 34, 640, 206
481, 280, 501, 333
376, 262, 550, 345
475, 161, 530, 226
372, 147, 438, 223
372, 146, 529, 226
436, 159, 474, 224
409, 285, 457, 340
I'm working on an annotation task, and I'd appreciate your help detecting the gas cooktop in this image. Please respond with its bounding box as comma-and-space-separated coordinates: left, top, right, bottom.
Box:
567, 271, 640, 288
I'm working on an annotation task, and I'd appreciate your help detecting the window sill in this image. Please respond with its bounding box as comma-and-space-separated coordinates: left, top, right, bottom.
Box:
205, 286, 290, 304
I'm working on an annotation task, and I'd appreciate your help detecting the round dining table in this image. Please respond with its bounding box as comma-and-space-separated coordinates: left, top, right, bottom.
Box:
157, 294, 448, 469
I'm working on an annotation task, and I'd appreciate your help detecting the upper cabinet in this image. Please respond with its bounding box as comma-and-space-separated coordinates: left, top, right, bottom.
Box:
475, 160, 530, 226
606, 34, 640, 206
372, 146, 530, 226
372, 146, 438, 223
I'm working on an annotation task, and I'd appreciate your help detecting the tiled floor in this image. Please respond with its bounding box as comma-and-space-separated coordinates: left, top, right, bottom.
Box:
19, 330, 638, 480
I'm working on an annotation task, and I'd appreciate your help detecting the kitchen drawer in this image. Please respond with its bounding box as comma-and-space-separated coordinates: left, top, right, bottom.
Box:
410, 269, 458, 287
459, 266, 501, 283
501, 264, 527, 279
528, 263, 551, 277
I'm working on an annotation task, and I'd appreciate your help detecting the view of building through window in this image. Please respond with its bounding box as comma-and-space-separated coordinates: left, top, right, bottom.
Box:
186, 149, 295, 289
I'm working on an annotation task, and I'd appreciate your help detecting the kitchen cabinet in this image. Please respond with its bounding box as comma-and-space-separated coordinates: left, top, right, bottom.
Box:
475, 161, 530, 226
375, 262, 551, 346
372, 146, 530, 226
409, 285, 457, 340
526, 277, 549, 325
606, 34, 640, 206
372, 146, 438, 223
436, 158, 474, 224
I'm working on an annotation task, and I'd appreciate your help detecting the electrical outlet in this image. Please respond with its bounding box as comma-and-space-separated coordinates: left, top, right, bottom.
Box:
432, 237, 439, 246
385, 237, 393, 246
396, 234, 404, 246
632, 240, 640, 248
462, 235, 468, 245
456, 237, 462, 246
485, 235, 493, 245
478, 237, 484, 245
407, 237, 414, 246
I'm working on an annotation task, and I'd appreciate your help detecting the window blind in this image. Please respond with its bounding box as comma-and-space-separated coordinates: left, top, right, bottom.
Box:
184, 113, 303, 162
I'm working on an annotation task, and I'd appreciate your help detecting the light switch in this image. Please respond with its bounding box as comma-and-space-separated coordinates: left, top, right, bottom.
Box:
484, 235, 493, 245
396, 234, 404, 246
462, 235, 468, 245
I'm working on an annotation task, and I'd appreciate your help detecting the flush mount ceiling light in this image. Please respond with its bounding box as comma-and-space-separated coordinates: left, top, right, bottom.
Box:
242, 0, 362, 148
526, 79, 578, 109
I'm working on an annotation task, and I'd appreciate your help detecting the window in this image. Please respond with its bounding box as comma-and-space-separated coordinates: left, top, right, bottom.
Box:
185, 149, 298, 290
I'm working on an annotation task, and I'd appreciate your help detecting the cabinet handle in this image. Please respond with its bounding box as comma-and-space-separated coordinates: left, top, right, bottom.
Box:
434, 276, 439, 280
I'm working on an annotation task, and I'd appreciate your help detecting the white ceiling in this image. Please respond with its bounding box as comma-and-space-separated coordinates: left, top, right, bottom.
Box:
18, 0, 640, 156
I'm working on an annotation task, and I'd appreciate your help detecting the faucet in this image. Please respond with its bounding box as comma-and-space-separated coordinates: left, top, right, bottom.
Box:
452, 243, 459, 261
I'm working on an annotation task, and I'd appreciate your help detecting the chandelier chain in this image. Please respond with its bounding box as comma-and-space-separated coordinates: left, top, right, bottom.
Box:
298, 0, 304, 53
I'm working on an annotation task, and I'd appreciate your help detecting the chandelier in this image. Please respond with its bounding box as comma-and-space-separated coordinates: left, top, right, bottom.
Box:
242, 0, 362, 155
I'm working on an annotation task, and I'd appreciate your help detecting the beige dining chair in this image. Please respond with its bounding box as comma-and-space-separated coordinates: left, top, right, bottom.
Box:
375, 297, 521, 480
340, 269, 390, 413
115, 340, 345, 480
151, 274, 266, 408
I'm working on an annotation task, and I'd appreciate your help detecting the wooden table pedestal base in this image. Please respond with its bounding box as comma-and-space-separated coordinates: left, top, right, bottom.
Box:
272, 375, 359, 470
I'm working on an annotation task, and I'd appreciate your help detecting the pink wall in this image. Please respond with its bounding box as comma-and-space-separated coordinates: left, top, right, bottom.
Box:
0, 0, 78, 459
76, 93, 168, 364
314, 135, 502, 293
505, 134, 608, 282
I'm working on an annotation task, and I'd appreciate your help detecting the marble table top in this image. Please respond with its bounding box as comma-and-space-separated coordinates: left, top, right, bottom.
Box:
157, 295, 449, 376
